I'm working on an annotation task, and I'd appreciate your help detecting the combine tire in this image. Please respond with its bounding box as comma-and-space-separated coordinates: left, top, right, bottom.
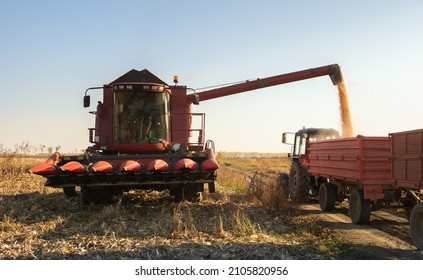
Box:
81, 186, 123, 205
185, 188, 202, 203
63, 186, 78, 198
288, 161, 310, 203
319, 183, 337, 212
410, 203, 423, 249
276, 172, 289, 199
173, 184, 203, 203
349, 188, 371, 224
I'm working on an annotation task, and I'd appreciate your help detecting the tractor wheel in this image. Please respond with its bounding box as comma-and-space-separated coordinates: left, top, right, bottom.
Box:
288, 161, 311, 203
319, 182, 337, 212
63, 186, 78, 198
349, 188, 371, 224
410, 203, 423, 249
276, 172, 289, 199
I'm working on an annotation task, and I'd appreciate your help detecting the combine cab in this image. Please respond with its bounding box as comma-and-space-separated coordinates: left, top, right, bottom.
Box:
30, 64, 344, 204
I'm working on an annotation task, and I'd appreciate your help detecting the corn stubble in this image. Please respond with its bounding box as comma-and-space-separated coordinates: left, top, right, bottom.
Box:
0, 154, 347, 260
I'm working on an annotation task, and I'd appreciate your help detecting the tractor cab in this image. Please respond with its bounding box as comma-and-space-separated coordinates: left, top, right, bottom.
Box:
283, 128, 339, 158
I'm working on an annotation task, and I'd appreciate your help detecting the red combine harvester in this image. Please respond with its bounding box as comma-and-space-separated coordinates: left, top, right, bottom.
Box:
282, 128, 423, 249
30, 64, 343, 204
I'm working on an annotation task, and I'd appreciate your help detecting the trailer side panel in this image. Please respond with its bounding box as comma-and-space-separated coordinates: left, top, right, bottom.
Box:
391, 129, 423, 189
306, 136, 391, 199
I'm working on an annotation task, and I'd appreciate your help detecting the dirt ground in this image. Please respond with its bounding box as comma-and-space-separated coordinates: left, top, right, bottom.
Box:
298, 203, 423, 259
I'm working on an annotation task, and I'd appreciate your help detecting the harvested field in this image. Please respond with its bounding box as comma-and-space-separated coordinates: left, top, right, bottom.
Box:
1, 154, 419, 260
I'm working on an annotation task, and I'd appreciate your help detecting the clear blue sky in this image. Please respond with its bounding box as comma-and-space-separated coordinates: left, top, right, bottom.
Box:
1, 0, 422, 153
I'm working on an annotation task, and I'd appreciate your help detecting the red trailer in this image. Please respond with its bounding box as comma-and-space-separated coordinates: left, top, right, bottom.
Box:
282, 127, 423, 249
390, 129, 423, 249
391, 129, 423, 190
307, 135, 392, 200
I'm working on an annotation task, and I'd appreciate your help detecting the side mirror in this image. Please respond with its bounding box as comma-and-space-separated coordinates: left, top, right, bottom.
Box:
282, 133, 287, 144
192, 93, 200, 105
83, 95, 90, 108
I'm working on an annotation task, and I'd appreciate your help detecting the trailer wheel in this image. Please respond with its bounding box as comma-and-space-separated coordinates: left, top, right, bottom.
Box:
410, 203, 423, 249
349, 189, 371, 224
276, 172, 289, 199
63, 186, 78, 198
288, 161, 311, 203
319, 183, 337, 212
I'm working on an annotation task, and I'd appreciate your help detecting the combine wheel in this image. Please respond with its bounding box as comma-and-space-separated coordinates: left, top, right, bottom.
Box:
63, 186, 78, 198
173, 190, 183, 203
276, 172, 289, 199
185, 187, 203, 203
410, 203, 423, 249
173, 184, 203, 203
170, 185, 182, 203
349, 189, 371, 224
288, 161, 311, 203
81, 186, 123, 205
319, 183, 337, 212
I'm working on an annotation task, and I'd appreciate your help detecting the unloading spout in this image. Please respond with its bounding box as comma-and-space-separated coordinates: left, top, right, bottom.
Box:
328, 64, 343, 85
188, 63, 345, 104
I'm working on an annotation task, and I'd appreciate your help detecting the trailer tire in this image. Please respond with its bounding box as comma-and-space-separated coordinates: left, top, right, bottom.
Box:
288, 161, 310, 203
319, 183, 336, 212
277, 172, 289, 199
410, 203, 423, 249
349, 189, 371, 224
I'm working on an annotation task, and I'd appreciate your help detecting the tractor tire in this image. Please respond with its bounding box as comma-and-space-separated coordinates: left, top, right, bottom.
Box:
319, 182, 337, 212
288, 161, 311, 203
349, 188, 371, 224
63, 186, 78, 198
410, 203, 423, 249
276, 172, 289, 199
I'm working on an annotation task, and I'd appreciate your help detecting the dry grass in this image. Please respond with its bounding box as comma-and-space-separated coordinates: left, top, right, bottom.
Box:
0, 154, 350, 260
